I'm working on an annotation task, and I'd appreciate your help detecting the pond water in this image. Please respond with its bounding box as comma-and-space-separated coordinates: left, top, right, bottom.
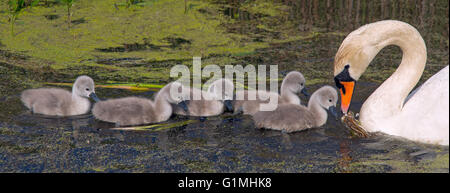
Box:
0, 81, 447, 172
0, 0, 448, 172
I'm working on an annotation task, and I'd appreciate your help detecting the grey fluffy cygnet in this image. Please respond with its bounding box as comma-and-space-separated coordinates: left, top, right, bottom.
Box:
252, 86, 338, 133
92, 82, 188, 126
173, 78, 234, 116
21, 75, 100, 116
233, 71, 309, 115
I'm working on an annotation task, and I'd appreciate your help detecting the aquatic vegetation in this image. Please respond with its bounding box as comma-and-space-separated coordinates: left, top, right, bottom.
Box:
57, 0, 74, 28
348, 149, 449, 173
111, 120, 197, 131
341, 111, 369, 138
7, 0, 40, 36
0, 0, 272, 82
0, 0, 446, 86
125, 0, 142, 8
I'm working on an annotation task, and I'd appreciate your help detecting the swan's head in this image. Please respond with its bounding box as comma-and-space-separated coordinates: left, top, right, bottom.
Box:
333, 23, 380, 114
208, 78, 235, 111
167, 81, 189, 111
282, 71, 309, 97
73, 75, 100, 102
312, 86, 338, 118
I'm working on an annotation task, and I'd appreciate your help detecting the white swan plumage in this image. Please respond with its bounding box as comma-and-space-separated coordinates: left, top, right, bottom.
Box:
333, 20, 449, 145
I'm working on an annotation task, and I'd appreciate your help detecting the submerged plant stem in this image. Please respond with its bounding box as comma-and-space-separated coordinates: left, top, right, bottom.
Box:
67, 5, 71, 29
111, 120, 197, 131
10, 16, 15, 37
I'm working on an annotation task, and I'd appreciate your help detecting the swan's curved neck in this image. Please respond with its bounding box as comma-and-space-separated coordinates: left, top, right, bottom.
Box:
281, 86, 300, 104
71, 87, 86, 101
154, 89, 173, 121
361, 23, 427, 124
308, 97, 327, 127
71, 86, 78, 99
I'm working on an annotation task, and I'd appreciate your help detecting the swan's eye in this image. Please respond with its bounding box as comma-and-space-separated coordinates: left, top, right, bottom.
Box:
329, 99, 332, 102
85, 88, 90, 91
345, 64, 350, 69
300, 83, 304, 86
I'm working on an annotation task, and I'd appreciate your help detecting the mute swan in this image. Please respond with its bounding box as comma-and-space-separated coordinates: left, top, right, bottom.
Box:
92, 82, 188, 126
252, 86, 338, 132
173, 78, 234, 116
233, 71, 309, 115
333, 20, 449, 145
21, 75, 100, 116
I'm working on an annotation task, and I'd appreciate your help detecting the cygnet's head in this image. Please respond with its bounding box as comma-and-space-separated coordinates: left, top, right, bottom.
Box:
207, 78, 235, 111
311, 85, 338, 118
73, 75, 100, 102
282, 71, 309, 97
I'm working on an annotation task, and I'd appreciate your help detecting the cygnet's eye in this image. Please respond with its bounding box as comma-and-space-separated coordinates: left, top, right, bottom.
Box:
329, 99, 332, 102
300, 83, 304, 86
85, 88, 90, 91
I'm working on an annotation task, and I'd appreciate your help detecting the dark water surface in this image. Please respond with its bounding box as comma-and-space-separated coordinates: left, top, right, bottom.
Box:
0, 0, 448, 172
0, 82, 447, 172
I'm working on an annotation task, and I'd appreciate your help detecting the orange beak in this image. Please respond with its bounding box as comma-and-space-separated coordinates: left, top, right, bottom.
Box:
339, 81, 355, 115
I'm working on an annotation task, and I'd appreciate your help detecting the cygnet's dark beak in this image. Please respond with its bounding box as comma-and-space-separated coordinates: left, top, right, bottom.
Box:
89, 92, 100, 102
178, 100, 189, 112
301, 87, 309, 97
224, 100, 233, 112
328, 106, 338, 119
